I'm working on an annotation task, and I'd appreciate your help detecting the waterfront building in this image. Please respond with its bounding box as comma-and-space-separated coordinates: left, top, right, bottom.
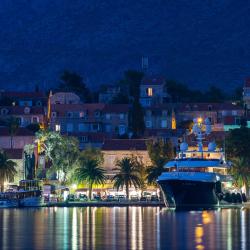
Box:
50, 92, 81, 105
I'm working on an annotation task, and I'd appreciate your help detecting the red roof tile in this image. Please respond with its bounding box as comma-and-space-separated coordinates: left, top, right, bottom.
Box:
0, 106, 45, 115
178, 103, 243, 112
103, 104, 129, 113
1, 91, 46, 99
102, 139, 149, 151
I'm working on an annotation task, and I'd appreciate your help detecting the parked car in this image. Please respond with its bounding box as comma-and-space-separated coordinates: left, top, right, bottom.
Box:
93, 195, 102, 201
67, 194, 75, 202
106, 195, 116, 202
140, 196, 147, 202
130, 195, 139, 201
117, 195, 126, 201
151, 195, 159, 202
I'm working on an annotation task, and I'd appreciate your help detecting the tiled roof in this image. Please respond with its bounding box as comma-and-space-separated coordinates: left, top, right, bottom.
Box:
0, 106, 45, 115
2, 148, 23, 159
0, 127, 35, 136
141, 76, 166, 85
103, 104, 129, 113
1, 91, 46, 99
102, 139, 149, 151
178, 103, 243, 112
51, 103, 129, 116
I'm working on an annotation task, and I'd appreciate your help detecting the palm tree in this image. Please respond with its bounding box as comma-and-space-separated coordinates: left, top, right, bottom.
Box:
230, 157, 250, 195
74, 158, 106, 200
0, 150, 17, 192
146, 165, 165, 186
112, 157, 141, 199
146, 139, 174, 185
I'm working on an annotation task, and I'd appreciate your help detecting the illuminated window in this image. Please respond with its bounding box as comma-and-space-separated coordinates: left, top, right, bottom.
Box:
55, 124, 61, 132
147, 88, 153, 96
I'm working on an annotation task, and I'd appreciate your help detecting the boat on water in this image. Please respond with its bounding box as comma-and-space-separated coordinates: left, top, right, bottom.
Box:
157, 118, 247, 209
0, 180, 45, 208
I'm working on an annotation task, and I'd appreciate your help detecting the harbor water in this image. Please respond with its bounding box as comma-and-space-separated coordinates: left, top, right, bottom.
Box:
0, 207, 250, 249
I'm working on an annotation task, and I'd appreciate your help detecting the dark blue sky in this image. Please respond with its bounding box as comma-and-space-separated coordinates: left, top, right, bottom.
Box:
0, 0, 249, 91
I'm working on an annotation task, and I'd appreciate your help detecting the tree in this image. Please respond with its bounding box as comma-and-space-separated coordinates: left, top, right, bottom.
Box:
120, 70, 145, 137
129, 100, 145, 137
230, 157, 250, 195
225, 127, 250, 162
225, 128, 250, 195
205, 86, 226, 103
146, 139, 174, 185
74, 158, 106, 199
58, 70, 92, 102
6, 117, 19, 149
112, 157, 141, 199
0, 150, 17, 192
36, 130, 79, 184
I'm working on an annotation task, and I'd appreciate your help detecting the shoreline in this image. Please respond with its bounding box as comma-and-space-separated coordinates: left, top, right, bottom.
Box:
45, 201, 165, 207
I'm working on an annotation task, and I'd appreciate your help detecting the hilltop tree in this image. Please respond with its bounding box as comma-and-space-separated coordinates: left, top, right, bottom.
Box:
120, 70, 145, 137
146, 139, 175, 185
58, 70, 92, 102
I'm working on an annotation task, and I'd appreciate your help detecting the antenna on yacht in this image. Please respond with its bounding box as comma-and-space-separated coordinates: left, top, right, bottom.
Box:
192, 117, 212, 159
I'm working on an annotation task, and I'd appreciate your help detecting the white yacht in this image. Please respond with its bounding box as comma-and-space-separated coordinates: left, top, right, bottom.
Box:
157, 118, 246, 209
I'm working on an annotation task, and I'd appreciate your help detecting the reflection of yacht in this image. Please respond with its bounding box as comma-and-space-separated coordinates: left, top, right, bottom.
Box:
157, 118, 246, 209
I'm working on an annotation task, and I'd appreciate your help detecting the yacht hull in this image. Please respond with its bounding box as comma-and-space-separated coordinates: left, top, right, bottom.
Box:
158, 179, 219, 209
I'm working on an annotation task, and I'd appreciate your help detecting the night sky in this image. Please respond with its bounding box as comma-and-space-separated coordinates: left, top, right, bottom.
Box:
0, 0, 250, 91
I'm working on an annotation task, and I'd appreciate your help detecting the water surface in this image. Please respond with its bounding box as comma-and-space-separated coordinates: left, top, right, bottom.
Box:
0, 207, 249, 249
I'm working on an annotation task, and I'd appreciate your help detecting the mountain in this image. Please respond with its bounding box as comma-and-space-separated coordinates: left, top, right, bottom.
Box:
0, 0, 250, 92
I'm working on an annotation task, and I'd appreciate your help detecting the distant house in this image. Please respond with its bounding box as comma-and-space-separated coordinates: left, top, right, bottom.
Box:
98, 85, 121, 103
139, 76, 168, 107
176, 102, 245, 131
50, 92, 81, 105
243, 78, 250, 110
0, 105, 46, 127
49, 103, 129, 139
0, 91, 47, 107
144, 104, 175, 130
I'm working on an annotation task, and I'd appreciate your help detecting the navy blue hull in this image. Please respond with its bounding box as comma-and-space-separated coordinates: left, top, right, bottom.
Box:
158, 180, 219, 209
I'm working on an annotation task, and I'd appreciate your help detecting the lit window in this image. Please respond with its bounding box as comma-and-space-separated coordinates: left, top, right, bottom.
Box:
147, 88, 153, 96
55, 124, 61, 132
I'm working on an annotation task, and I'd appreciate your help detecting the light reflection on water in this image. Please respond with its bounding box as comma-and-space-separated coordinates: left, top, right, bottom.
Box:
0, 207, 250, 249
